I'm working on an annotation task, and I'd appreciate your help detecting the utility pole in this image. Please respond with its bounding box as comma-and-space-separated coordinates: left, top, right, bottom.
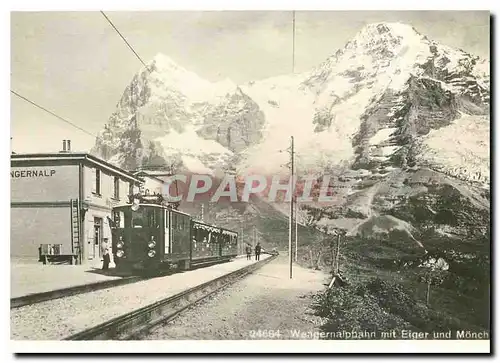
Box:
335, 233, 341, 274
295, 198, 298, 262
201, 204, 204, 222
240, 226, 244, 256
331, 233, 336, 272
288, 136, 294, 279
292, 10, 296, 74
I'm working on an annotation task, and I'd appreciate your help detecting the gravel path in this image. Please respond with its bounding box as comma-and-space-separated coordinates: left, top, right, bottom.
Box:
144, 255, 327, 340
11, 256, 270, 340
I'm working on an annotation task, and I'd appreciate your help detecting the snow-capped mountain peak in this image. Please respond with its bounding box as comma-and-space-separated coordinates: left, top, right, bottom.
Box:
93, 22, 489, 189
148, 53, 238, 99
349, 22, 424, 50
150, 53, 186, 72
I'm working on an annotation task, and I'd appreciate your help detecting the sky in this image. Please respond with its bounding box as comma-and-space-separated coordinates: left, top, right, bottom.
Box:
10, 10, 490, 154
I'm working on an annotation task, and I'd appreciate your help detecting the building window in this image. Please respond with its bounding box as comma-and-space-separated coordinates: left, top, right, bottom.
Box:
114, 177, 120, 199
92, 168, 101, 195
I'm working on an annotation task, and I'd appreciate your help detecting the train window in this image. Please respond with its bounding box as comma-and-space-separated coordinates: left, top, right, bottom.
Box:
113, 211, 125, 228
146, 209, 159, 228
179, 215, 188, 231
147, 210, 153, 227
131, 210, 145, 228
124, 211, 131, 228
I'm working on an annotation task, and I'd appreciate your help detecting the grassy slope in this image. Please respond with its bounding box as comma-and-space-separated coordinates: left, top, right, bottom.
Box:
311, 232, 490, 338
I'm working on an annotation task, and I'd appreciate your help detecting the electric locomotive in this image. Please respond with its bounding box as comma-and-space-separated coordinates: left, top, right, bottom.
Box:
110, 193, 238, 275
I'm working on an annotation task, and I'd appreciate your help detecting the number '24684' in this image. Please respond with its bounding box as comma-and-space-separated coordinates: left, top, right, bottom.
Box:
248, 330, 282, 339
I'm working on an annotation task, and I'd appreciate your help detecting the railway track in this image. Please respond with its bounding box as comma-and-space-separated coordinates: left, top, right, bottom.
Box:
11, 276, 145, 309
65, 255, 277, 340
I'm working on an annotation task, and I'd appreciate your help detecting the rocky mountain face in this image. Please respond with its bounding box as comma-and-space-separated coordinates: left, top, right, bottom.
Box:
197, 87, 266, 153
297, 23, 489, 247
91, 22, 490, 250
92, 54, 263, 173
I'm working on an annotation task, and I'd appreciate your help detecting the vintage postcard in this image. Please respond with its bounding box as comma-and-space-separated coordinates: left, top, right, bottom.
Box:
9, 8, 490, 354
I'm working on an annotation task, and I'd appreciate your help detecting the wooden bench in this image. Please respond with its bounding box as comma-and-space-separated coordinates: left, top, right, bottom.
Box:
39, 244, 78, 265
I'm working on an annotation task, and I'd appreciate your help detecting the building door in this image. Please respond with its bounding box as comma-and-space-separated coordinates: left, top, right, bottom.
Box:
90, 217, 103, 260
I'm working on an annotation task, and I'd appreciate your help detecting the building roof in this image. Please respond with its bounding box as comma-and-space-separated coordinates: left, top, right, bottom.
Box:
11, 152, 143, 183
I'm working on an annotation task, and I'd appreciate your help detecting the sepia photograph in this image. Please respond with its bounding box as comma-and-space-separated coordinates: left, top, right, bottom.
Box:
9, 6, 491, 354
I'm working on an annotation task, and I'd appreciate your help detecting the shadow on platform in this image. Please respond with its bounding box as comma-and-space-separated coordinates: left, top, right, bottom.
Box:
84, 267, 136, 278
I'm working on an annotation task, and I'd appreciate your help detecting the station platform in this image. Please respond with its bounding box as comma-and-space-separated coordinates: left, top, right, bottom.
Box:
11, 260, 122, 299
11, 254, 273, 340
10, 255, 247, 299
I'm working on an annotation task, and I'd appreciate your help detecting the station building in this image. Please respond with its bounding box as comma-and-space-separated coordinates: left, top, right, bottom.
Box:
11, 142, 143, 264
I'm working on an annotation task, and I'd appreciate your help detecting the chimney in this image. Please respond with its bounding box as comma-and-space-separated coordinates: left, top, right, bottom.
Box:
67, 140, 71, 152
62, 140, 67, 152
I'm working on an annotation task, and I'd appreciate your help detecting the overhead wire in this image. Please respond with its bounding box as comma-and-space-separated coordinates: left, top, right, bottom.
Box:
11, 11, 169, 169
100, 11, 150, 71
11, 89, 176, 170
12, 10, 152, 142
11, 90, 98, 139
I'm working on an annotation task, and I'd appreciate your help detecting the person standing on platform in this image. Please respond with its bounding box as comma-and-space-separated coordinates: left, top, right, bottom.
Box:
245, 244, 252, 260
255, 242, 262, 261
102, 238, 110, 270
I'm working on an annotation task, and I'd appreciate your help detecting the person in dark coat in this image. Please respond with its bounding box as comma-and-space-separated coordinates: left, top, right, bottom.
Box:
245, 244, 252, 260
102, 238, 110, 270
255, 242, 262, 261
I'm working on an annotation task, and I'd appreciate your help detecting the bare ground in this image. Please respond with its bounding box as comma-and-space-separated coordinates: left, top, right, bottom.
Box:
144, 255, 328, 340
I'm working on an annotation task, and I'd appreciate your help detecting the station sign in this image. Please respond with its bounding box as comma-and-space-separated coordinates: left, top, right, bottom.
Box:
11, 165, 79, 203
11, 169, 56, 178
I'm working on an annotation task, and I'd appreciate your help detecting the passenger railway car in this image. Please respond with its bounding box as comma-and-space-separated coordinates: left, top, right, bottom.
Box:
110, 197, 238, 275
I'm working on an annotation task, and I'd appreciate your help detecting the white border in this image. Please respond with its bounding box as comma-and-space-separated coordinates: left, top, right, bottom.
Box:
4, 1, 499, 11
8, 340, 492, 354
4, 0, 496, 357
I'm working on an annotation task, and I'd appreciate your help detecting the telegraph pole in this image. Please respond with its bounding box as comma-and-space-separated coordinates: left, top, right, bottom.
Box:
290, 11, 297, 268
240, 226, 244, 256
336, 233, 341, 274
292, 10, 296, 74
288, 136, 294, 279
253, 226, 256, 250
295, 199, 298, 262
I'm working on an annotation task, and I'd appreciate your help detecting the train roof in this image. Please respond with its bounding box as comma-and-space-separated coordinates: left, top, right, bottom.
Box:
113, 203, 237, 234
113, 203, 191, 217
